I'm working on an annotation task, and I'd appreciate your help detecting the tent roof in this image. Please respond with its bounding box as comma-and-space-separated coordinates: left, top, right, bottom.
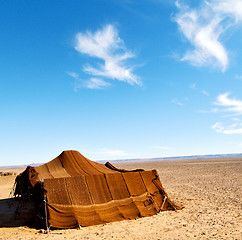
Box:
33, 150, 116, 181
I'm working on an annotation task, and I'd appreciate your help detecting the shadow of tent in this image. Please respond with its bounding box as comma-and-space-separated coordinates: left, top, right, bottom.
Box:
0, 198, 35, 228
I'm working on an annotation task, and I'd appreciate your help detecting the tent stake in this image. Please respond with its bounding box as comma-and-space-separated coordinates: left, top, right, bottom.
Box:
161, 196, 167, 210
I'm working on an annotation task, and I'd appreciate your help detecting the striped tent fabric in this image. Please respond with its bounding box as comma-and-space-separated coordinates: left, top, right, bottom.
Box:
14, 150, 178, 229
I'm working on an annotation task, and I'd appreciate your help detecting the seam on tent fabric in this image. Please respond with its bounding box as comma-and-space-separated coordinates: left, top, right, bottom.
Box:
64, 178, 73, 205
84, 175, 94, 204
64, 178, 78, 227
139, 172, 148, 193
45, 164, 54, 179
103, 174, 114, 200
94, 162, 114, 173
84, 158, 105, 174
71, 151, 90, 175
120, 173, 131, 197
58, 156, 65, 168
86, 157, 113, 173
58, 156, 73, 176
57, 156, 71, 176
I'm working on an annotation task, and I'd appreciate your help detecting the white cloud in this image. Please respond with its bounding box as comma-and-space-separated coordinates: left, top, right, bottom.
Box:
211, 0, 242, 22
74, 24, 141, 87
211, 122, 242, 134
68, 72, 79, 79
175, 0, 242, 71
67, 72, 82, 91
68, 72, 110, 90
98, 148, 129, 157
154, 145, 172, 150
85, 78, 111, 89
211, 93, 242, 134
172, 99, 184, 106
214, 92, 242, 115
189, 82, 209, 96
201, 90, 209, 96
232, 117, 241, 121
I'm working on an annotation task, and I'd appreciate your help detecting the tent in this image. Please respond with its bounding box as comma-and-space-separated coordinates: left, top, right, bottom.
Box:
14, 150, 178, 229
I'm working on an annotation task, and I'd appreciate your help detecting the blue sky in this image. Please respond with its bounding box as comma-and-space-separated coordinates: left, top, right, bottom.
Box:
1, 0, 242, 165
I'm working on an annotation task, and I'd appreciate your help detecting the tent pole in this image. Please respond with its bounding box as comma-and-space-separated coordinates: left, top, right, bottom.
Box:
44, 195, 49, 233
42, 179, 49, 234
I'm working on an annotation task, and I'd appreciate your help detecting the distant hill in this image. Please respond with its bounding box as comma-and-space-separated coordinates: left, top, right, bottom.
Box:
0, 163, 43, 169
97, 153, 242, 164
1, 153, 242, 169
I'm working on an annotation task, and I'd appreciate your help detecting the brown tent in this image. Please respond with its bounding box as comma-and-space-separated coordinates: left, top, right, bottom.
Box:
14, 150, 178, 229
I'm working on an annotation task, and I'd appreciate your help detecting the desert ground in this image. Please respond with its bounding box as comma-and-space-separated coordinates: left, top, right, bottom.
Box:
0, 158, 241, 240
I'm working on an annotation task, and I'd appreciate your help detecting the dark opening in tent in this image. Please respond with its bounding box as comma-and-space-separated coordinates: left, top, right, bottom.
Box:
14, 150, 179, 229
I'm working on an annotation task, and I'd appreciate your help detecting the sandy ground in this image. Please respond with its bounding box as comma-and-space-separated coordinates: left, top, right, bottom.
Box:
0, 158, 241, 240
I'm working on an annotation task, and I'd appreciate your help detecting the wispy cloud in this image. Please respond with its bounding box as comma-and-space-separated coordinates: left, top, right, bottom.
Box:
201, 90, 209, 96
154, 145, 172, 150
85, 78, 111, 89
189, 82, 209, 96
97, 148, 129, 157
211, 122, 242, 134
71, 24, 141, 89
68, 72, 79, 79
172, 99, 184, 106
68, 72, 110, 90
211, 93, 242, 134
175, 0, 242, 71
67, 72, 82, 91
214, 92, 242, 115
232, 117, 241, 121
